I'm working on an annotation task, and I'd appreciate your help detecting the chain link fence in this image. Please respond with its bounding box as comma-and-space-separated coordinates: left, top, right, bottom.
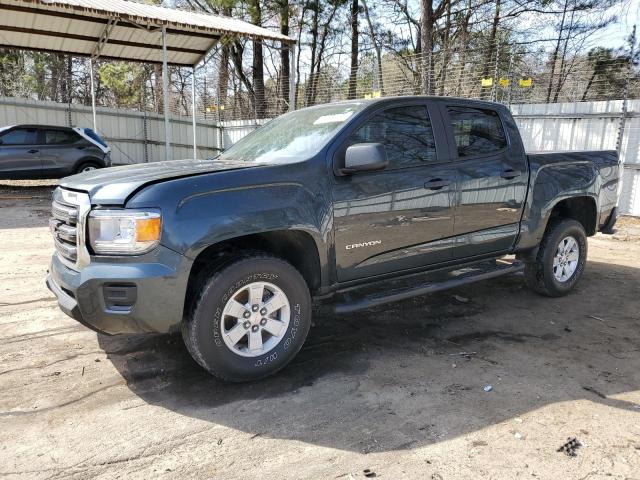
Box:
2, 38, 637, 122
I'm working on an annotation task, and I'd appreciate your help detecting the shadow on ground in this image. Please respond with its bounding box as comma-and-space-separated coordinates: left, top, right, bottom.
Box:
98, 259, 640, 453
0, 183, 55, 230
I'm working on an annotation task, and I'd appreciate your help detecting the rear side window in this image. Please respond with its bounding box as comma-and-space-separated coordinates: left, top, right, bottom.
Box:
45, 129, 82, 145
447, 106, 507, 157
0, 128, 37, 145
347, 105, 436, 168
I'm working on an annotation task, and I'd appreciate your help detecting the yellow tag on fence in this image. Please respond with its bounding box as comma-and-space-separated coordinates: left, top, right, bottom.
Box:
499, 78, 509, 88
481, 78, 493, 87
372, 90, 381, 98
519, 78, 532, 87
364, 93, 372, 99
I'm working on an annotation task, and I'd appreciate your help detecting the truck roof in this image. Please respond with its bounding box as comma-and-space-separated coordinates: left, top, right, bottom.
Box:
325, 95, 509, 110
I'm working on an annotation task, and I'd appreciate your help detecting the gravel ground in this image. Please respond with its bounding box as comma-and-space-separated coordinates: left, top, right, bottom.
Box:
1, 180, 639, 480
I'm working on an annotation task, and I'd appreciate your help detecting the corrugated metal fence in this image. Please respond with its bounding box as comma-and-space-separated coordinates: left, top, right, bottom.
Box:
0, 96, 638, 216
511, 101, 640, 217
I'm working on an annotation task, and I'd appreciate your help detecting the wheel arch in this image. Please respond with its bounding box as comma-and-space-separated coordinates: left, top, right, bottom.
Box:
546, 195, 598, 236
184, 229, 323, 317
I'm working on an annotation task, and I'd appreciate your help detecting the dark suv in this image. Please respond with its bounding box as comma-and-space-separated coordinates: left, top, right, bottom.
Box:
0, 125, 111, 179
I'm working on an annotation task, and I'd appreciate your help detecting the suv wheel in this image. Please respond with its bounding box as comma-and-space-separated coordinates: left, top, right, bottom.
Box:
182, 254, 312, 382
524, 218, 587, 297
76, 162, 101, 174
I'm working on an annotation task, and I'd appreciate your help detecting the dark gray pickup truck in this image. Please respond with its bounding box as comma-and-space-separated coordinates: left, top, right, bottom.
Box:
47, 96, 620, 381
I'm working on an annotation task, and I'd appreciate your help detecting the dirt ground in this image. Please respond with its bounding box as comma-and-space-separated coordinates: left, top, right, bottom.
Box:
1, 180, 639, 480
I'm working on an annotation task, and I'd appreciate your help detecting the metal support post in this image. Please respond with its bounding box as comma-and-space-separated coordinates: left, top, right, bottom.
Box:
162, 26, 171, 161
89, 58, 97, 131
192, 65, 197, 160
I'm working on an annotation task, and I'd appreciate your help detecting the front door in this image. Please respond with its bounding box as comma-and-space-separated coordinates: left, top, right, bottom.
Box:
0, 127, 40, 178
332, 103, 457, 282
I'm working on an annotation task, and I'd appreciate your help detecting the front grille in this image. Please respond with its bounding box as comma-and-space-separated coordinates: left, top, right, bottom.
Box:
50, 188, 90, 268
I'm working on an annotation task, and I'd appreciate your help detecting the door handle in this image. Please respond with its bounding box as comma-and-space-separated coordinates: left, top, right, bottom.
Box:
424, 178, 450, 190
28, 149, 39, 154
501, 169, 521, 180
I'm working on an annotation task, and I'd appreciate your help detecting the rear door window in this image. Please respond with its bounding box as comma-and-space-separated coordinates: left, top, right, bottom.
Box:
45, 129, 83, 145
0, 128, 37, 145
447, 106, 507, 157
347, 105, 437, 169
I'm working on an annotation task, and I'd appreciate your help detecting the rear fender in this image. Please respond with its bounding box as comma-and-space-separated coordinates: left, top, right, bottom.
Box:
516, 161, 599, 251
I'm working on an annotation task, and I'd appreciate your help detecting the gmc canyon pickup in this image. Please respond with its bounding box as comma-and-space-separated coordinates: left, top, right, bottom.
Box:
47, 97, 620, 381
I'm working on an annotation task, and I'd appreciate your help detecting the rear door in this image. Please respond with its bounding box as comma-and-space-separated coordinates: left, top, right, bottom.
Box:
0, 127, 40, 177
444, 104, 528, 258
332, 101, 457, 282
40, 128, 89, 177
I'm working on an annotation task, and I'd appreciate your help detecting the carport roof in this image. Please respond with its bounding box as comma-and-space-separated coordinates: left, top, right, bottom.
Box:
0, 0, 295, 66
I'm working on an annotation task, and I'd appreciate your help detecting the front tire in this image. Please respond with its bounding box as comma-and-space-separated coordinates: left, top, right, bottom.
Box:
182, 254, 312, 382
524, 218, 587, 297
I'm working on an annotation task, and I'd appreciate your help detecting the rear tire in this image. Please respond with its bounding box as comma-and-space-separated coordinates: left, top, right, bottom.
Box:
182, 253, 312, 382
75, 161, 101, 174
524, 218, 587, 297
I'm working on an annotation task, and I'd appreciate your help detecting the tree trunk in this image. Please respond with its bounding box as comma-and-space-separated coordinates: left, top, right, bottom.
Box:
546, 0, 569, 103
248, 0, 265, 118
455, 0, 472, 96
347, 0, 359, 100
279, 0, 290, 113
438, 0, 452, 96
310, 4, 340, 104
553, 8, 575, 102
362, 0, 383, 95
217, 6, 232, 121
306, 4, 319, 106
154, 64, 163, 114
295, 3, 308, 108
420, 0, 434, 94
482, 0, 501, 82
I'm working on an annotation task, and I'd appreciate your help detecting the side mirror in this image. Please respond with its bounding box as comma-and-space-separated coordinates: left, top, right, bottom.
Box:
341, 143, 388, 174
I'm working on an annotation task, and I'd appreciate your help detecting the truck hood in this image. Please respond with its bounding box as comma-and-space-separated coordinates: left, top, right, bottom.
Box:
59, 158, 258, 204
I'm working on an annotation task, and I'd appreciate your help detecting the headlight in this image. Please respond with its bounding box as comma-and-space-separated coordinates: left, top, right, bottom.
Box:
88, 209, 161, 255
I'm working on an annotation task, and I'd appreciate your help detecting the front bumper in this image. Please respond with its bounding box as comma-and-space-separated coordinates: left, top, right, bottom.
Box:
46, 246, 191, 335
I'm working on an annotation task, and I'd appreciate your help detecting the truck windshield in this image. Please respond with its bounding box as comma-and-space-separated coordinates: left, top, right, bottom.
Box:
218, 102, 366, 164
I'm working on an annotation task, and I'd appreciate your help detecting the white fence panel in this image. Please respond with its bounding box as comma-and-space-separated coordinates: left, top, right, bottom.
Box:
511, 101, 640, 216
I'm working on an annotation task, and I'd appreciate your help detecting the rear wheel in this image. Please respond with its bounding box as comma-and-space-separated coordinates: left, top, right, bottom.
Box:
182, 254, 312, 382
524, 218, 587, 297
75, 161, 101, 174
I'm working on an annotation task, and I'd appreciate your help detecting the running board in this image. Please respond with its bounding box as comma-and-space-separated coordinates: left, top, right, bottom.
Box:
333, 259, 524, 314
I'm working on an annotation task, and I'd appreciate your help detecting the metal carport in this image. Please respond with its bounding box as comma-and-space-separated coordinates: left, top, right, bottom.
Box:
0, 0, 295, 160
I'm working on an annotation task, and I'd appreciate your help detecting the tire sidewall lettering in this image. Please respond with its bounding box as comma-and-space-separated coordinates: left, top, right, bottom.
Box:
212, 272, 304, 367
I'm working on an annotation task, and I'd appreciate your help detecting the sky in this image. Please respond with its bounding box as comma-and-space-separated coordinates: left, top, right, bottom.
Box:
590, 0, 640, 49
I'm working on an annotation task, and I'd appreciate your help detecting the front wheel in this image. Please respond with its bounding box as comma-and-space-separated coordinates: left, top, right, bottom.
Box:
524, 218, 588, 297
182, 254, 312, 382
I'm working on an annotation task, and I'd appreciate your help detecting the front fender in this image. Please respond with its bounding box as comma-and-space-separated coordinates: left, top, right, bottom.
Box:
127, 165, 333, 285
174, 182, 330, 260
